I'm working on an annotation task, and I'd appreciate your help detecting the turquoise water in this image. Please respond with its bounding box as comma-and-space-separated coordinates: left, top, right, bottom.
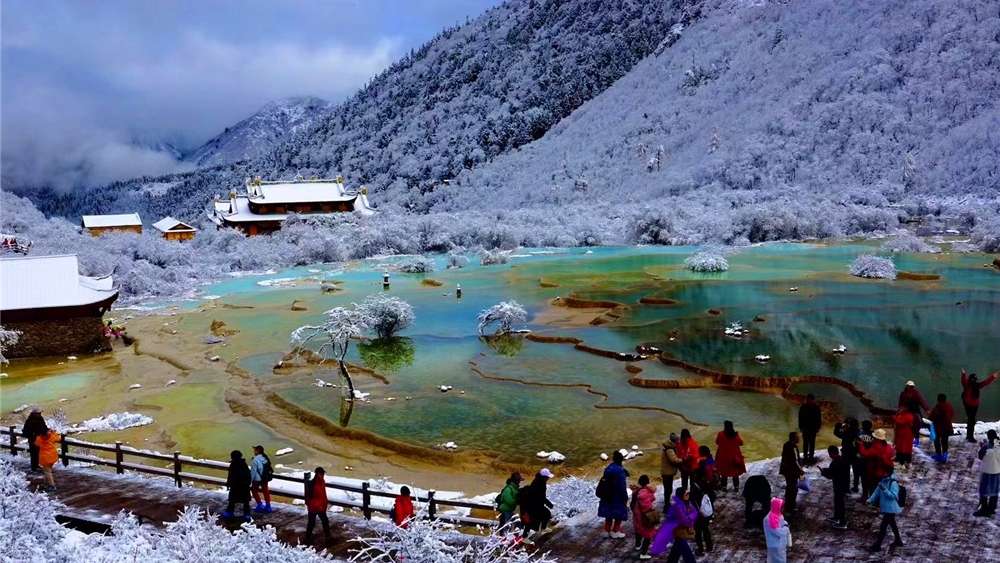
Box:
179, 243, 1000, 464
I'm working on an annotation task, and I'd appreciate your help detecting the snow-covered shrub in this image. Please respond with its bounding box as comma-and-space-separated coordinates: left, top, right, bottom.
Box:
478, 248, 509, 266
397, 256, 435, 273
477, 301, 527, 335
970, 217, 1000, 253
684, 248, 729, 272
60, 506, 333, 562
849, 254, 897, 279
0, 459, 67, 558
547, 475, 597, 521
880, 231, 940, 253
0, 325, 20, 364
446, 249, 469, 269
350, 508, 556, 563
357, 294, 415, 339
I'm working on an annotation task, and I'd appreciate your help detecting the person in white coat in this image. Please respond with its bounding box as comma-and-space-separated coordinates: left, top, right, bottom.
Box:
763, 497, 791, 563
974, 429, 1000, 517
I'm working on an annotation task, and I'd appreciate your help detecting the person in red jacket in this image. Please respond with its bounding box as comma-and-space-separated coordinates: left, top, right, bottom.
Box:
962, 369, 998, 442
393, 485, 416, 528
862, 430, 894, 496
677, 429, 700, 490
929, 393, 955, 462
898, 381, 930, 447
715, 421, 747, 493
305, 467, 330, 543
892, 405, 915, 467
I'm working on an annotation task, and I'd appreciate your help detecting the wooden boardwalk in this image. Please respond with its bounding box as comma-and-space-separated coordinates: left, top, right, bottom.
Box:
8, 437, 1000, 562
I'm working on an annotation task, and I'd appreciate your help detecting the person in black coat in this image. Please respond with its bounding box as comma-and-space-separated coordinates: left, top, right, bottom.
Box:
798, 394, 822, 464
519, 468, 555, 542
741, 474, 771, 527
222, 450, 252, 520
820, 446, 851, 529
834, 417, 860, 492
22, 408, 49, 472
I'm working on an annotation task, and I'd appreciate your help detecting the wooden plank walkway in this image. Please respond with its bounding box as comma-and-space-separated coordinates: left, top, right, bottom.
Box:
8, 436, 999, 562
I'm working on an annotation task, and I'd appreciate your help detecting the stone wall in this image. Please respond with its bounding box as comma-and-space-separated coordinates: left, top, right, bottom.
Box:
4, 317, 111, 358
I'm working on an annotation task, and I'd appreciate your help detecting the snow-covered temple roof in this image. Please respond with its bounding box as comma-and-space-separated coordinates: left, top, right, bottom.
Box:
0, 254, 117, 311
247, 180, 353, 204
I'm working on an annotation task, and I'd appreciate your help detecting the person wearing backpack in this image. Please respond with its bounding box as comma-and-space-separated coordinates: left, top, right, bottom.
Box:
519, 468, 555, 544
690, 481, 714, 557
304, 467, 330, 543
250, 445, 273, 513
693, 445, 717, 504
866, 467, 904, 552
929, 394, 954, 463
393, 486, 415, 528
630, 474, 659, 559
598, 450, 630, 539
820, 445, 850, 529
496, 472, 522, 532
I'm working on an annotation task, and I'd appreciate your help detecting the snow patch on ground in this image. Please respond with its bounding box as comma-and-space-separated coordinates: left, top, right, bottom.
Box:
68, 412, 153, 433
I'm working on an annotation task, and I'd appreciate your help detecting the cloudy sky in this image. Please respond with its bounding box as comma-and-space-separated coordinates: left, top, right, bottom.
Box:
1, 0, 500, 190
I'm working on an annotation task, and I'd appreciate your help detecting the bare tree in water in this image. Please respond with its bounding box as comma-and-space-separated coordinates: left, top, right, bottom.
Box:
290, 307, 369, 400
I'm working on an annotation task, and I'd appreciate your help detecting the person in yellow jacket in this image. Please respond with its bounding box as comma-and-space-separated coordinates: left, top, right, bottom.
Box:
35, 429, 61, 492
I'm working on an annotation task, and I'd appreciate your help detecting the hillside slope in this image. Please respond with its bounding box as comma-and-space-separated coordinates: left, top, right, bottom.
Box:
437, 0, 1000, 228
183, 97, 333, 168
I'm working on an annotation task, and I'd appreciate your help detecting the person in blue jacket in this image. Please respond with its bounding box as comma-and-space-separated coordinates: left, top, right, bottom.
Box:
867, 467, 904, 552
598, 450, 630, 538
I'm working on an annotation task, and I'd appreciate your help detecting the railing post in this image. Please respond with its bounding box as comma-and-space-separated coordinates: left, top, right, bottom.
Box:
303, 471, 311, 501
173, 451, 182, 487
115, 441, 124, 474
427, 490, 436, 520
362, 482, 371, 520
60, 438, 69, 467
7, 426, 16, 456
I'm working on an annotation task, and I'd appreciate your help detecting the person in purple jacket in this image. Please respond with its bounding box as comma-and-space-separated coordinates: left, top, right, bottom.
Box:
650, 487, 698, 562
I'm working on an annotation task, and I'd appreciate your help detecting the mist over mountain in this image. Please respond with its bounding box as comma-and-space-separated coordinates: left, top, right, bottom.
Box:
26, 0, 1000, 247
183, 97, 333, 168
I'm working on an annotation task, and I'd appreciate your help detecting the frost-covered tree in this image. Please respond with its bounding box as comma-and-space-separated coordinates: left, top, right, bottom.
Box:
478, 301, 527, 335
849, 254, 897, 280
397, 256, 435, 273
291, 306, 368, 398
0, 325, 21, 364
0, 459, 67, 559
350, 508, 556, 563
446, 249, 469, 269
684, 248, 729, 272
880, 230, 940, 253
357, 294, 415, 339
478, 248, 509, 266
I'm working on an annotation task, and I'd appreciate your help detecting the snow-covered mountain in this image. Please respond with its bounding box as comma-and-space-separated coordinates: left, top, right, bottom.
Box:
182, 96, 333, 168
29, 0, 1000, 246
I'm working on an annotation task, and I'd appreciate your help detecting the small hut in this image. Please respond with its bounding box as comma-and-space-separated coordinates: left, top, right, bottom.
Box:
152, 217, 197, 241
82, 213, 143, 236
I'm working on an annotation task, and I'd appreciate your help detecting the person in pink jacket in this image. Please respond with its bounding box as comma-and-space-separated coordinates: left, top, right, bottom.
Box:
630, 475, 659, 560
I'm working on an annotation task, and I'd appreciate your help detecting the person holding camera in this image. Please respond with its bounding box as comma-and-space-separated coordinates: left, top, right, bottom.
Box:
661, 433, 684, 510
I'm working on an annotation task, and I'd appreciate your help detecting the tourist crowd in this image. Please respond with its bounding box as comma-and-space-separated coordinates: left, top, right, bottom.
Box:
17, 368, 1000, 558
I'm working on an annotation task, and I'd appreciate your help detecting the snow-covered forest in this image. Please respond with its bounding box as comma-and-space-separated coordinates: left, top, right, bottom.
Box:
17, 0, 1000, 252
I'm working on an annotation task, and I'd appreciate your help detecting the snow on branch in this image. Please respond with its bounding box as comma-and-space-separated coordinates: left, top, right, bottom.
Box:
477, 301, 527, 335
357, 294, 415, 339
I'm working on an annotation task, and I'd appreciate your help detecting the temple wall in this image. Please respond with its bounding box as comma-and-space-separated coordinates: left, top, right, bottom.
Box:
4, 317, 112, 358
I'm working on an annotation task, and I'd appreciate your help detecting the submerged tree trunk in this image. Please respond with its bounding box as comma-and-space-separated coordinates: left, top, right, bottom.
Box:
338, 359, 355, 400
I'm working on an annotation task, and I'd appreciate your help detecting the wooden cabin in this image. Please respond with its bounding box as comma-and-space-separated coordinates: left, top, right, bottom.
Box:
0, 255, 118, 358
152, 217, 197, 241
82, 213, 143, 236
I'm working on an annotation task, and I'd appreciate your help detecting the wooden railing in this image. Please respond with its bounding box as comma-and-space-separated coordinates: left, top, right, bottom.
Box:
2, 427, 496, 527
